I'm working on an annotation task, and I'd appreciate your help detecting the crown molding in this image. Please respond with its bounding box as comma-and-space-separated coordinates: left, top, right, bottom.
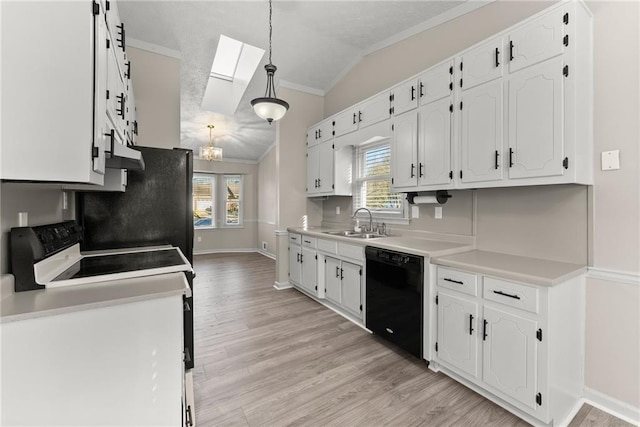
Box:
279, 80, 325, 97
127, 38, 182, 60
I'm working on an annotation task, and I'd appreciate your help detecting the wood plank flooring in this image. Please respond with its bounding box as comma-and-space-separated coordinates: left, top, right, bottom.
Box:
192, 252, 633, 427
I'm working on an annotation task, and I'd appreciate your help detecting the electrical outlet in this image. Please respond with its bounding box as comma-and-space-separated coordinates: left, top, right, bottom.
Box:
18, 212, 28, 227
336, 206, 340, 215
62, 191, 68, 210
197, 236, 202, 242
435, 206, 443, 219
411, 206, 419, 218
262, 241, 267, 250
601, 150, 620, 170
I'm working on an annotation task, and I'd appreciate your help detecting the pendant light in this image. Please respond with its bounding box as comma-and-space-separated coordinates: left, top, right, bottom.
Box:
250, 0, 289, 124
199, 124, 223, 161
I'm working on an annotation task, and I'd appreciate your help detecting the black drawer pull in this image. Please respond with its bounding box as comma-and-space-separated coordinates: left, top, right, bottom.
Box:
336, 266, 340, 278
495, 150, 500, 169
495, 47, 500, 67
493, 290, 521, 300
509, 40, 514, 61
304, 239, 311, 244
443, 278, 464, 285
469, 314, 474, 335
483, 319, 488, 341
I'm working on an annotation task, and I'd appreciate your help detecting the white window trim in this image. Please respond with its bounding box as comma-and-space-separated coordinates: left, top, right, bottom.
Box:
353, 141, 409, 225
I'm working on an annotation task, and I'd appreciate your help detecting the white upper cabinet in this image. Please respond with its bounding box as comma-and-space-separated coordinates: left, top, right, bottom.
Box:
508, 57, 565, 180
392, 79, 419, 116
391, 111, 419, 189
460, 37, 505, 90
508, 8, 566, 73
419, 61, 453, 105
307, 141, 352, 197
357, 92, 391, 129
333, 107, 359, 138
307, 1, 591, 192
459, 80, 504, 184
418, 98, 452, 187
307, 119, 333, 147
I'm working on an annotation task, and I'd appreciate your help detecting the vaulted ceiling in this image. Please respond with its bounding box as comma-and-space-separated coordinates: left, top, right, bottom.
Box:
119, 1, 484, 161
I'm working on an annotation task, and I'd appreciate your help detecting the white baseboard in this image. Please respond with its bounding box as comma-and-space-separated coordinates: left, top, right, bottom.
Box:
194, 248, 259, 255
258, 250, 276, 260
273, 281, 292, 290
583, 387, 640, 425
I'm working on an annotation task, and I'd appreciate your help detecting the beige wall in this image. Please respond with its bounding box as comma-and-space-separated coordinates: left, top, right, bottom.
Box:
127, 47, 181, 149
318, 0, 640, 409
193, 159, 259, 253
276, 87, 324, 230
258, 145, 277, 257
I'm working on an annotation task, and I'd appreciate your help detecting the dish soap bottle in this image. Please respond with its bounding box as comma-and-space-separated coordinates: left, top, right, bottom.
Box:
354, 219, 361, 233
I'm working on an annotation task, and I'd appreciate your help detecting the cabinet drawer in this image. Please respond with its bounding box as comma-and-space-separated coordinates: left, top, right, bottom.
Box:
301, 236, 317, 248
437, 267, 478, 296
317, 239, 337, 254
289, 233, 301, 245
483, 277, 538, 313
338, 243, 364, 262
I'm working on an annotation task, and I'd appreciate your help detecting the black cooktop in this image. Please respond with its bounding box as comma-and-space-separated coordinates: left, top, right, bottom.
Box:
52, 249, 186, 282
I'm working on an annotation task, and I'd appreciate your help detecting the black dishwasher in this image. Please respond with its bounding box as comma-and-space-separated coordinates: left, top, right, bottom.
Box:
365, 246, 424, 359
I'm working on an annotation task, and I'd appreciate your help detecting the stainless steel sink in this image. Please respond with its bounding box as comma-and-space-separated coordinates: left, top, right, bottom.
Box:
323, 230, 385, 239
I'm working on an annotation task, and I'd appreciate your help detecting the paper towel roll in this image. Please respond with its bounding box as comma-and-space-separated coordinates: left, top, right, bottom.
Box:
412, 196, 439, 205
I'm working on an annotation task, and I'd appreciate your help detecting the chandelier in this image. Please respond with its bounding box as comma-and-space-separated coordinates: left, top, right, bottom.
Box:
199, 124, 223, 161
250, 0, 289, 124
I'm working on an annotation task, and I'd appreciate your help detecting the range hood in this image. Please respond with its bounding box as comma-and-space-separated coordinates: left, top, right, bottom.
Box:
105, 144, 145, 171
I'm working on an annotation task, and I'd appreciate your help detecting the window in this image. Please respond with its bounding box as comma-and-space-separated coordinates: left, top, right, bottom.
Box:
354, 142, 405, 221
193, 174, 243, 229
224, 175, 242, 226
193, 174, 215, 228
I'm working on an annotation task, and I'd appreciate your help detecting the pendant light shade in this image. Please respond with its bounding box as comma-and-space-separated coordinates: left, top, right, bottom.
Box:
251, 0, 289, 124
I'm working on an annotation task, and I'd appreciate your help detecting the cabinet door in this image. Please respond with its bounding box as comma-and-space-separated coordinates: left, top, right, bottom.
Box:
334, 107, 359, 137
419, 61, 453, 105
301, 247, 317, 295
317, 141, 335, 194
391, 110, 418, 189
418, 98, 452, 187
324, 257, 342, 304
392, 79, 419, 116
460, 37, 504, 90
106, 36, 126, 134
289, 245, 302, 285
317, 119, 334, 143
358, 92, 391, 129
509, 8, 566, 73
482, 306, 538, 409
340, 261, 362, 317
437, 292, 479, 378
306, 145, 320, 195
93, 5, 109, 175
460, 80, 504, 184
508, 58, 564, 180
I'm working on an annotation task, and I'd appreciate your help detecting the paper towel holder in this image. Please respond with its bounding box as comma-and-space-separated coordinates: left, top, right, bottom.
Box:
406, 190, 452, 205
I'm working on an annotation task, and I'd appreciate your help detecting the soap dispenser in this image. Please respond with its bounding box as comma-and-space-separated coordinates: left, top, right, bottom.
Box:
354, 219, 361, 233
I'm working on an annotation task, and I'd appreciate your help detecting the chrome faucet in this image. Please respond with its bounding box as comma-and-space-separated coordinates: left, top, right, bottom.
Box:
352, 207, 373, 233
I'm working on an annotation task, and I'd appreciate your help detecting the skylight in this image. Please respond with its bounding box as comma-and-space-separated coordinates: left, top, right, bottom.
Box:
210, 35, 243, 82
201, 35, 264, 116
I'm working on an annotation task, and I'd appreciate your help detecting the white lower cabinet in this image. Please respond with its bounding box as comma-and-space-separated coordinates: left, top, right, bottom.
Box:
437, 292, 479, 378
482, 306, 538, 410
324, 256, 342, 304
323, 256, 362, 318
433, 265, 584, 426
289, 234, 318, 296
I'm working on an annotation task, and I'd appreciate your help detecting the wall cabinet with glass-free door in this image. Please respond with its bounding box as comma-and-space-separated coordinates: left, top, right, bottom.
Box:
1, 1, 139, 185
306, 142, 353, 197
391, 61, 454, 192
432, 265, 584, 425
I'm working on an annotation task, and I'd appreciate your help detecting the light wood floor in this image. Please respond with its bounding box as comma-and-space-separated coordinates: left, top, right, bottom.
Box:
192, 252, 633, 427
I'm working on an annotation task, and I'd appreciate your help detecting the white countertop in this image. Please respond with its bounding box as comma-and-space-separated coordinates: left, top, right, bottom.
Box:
1, 272, 191, 324
431, 250, 587, 287
288, 227, 474, 258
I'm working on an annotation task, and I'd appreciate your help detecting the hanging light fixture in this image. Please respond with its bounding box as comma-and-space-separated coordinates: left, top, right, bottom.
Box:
250, 0, 289, 124
199, 124, 223, 161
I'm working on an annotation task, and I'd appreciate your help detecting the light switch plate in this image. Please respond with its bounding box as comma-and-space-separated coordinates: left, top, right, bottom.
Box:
336, 206, 340, 215
601, 150, 620, 170
411, 205, 419, 218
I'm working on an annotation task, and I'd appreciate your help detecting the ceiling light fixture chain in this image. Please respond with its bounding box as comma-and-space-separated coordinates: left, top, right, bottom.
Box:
250, 0, 289, 124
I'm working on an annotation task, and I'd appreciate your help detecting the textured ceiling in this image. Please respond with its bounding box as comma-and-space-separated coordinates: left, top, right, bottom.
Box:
119, 1, 469, 161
